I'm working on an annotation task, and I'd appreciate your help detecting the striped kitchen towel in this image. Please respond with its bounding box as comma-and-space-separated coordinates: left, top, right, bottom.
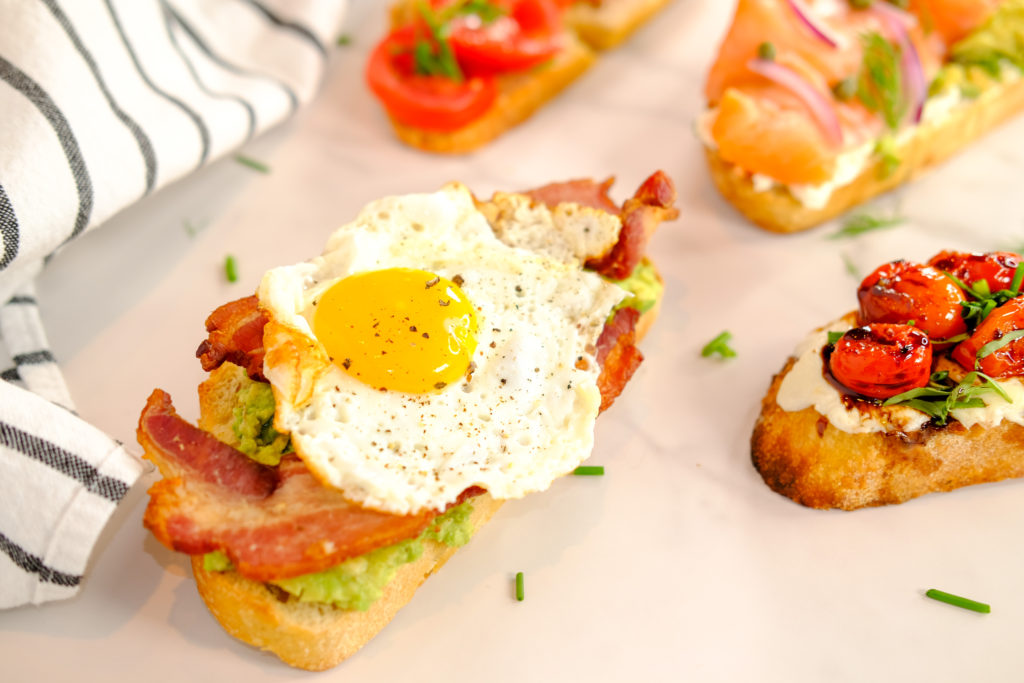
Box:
0, 0, 347, 608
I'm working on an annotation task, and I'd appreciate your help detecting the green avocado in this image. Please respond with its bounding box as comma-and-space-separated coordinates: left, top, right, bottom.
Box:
231, 380, 290, 466
202, 501, 475, 612
932, 0, 1024, 96
608, 257, 662, 316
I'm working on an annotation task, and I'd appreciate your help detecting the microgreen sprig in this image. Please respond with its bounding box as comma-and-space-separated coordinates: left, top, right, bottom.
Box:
829, 212, 904, 240
942, 262, 1024, 327
411, 0, 507, 81
883, 370, 1010, 425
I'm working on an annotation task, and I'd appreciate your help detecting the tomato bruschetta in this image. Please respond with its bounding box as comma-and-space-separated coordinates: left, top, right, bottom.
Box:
369, 0, 675, 153
752, 249, 1024, 509
702, 0, 1024, 233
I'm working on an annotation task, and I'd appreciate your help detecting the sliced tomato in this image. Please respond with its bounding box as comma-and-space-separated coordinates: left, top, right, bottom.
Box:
952, 296, 1024, 377
857, 260, 968, 341
828, 324, 932, 400
445, 0, 565, 75
365, 25, 498, 132
927, 250, 1022, 294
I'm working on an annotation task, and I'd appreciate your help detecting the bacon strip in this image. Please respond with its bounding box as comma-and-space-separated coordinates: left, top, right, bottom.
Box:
586, 170, 679, 280
595, 307, 643, 413
139, 389, 437, 582
522, 171, 679, 281
522, 177, 619, 214
195, 295, 268, 380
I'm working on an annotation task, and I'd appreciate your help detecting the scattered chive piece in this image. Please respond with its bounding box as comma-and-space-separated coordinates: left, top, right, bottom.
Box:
841, 252, 859, 278
515, 572, 524, 602
829, 213, 904, 239
573, 465, 605, 476
827, 331, 845, 345
757, 41, 776, 61
925, 588, 990, 613
234, 154, 271, 174
225, 255, 239, 283
336, 34, 352, 46
832, 76, 857, 101
701, 331, 737, 359
183, 219, 199, 237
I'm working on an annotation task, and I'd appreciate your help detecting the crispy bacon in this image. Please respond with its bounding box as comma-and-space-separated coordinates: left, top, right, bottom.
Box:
521, 171, 678, 280
595, 307, 643, 413
139, 389, 438, 582
196, 295, 267, 380
522, 177, 620, 214
586, 170, 679, 280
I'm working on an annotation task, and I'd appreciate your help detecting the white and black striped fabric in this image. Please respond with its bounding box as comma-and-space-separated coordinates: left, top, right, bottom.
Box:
0, 0, 347, 608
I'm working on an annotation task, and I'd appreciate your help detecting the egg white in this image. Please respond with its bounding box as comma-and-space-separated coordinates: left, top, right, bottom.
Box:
258, 183, 627, 515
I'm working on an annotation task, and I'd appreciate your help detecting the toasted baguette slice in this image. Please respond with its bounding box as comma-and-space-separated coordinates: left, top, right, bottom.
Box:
191, 494, 504, 671
706, 70, 1024, 234
751, 357, 1024, 510
388, 33, 596, 154
184, 275, 663, 670
565, 0, 675, 50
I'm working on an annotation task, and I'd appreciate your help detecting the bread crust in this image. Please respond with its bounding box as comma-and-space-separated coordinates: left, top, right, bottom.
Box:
565, 0, 675, 50
191, 493, 504, 671
751, 357, 1024, 510
388, 34, 596, 154
706, 75, 1024, 233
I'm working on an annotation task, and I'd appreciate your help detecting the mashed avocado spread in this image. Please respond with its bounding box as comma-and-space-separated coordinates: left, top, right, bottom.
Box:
609, 257, 662, 316
231, 380, 290, 466
208, 379, 477, 611
932, 0, 1024, 97
203, 501, 474, 611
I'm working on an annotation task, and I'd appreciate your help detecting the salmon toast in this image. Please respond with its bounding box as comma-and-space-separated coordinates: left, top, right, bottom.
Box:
702, 0, 1024, 232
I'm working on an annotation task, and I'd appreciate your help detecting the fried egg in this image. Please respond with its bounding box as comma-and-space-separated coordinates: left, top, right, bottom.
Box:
258, 183, 626, 515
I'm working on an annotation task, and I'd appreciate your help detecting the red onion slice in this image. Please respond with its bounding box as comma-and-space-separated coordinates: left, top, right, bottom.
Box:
747, 58, 844, 147
786, 0, 840, 48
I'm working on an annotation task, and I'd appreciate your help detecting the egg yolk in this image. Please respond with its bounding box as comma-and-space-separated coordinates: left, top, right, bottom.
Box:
313, 268, 479, 393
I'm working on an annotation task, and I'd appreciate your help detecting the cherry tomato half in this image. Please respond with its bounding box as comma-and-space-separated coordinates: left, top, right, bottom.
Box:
951, 296, 1024, 377
828, 324, 933, 399
927, 250, 1022, 294
365, 25, 498, 132
445, 0, 565, 75
857, 260, 967, 340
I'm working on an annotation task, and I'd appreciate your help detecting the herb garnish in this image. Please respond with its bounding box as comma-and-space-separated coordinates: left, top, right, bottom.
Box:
827, 330, 846, 345
234, 154, 271, 174
572, 466, 605, 476
225, 255, 239, 283
874, 135, 901, 178
515, 571, 525, 601
757, 41, 776, 61
828, 212, 904, 239
857, 31, 905, 130
942, 262, 1024, 327
412, 0, 507, 80
977, 329, 1024, 365
882, 370, 1010, 425
701, 331, 737, 359
925, 588, 991, 614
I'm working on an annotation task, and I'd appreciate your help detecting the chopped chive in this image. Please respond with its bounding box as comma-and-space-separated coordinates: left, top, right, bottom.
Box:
925, 588, 990, 613
827, 331, 845, 345
183, 219, 199, 237
976, 329, 1024, 364
234, 154, 270, 174
829, 213, 904, 239
224, 255, 238, 283
701, 331, 737, 359
336, 34, 352, 46
515, 572, 524, 601
572, 465, 604, 476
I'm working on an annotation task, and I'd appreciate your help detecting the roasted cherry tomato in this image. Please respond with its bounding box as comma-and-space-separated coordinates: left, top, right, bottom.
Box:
927, 250, 1022, 294
443, 0, 565, 75
365, 25, 498, 132
857, 260, 967, 340
951, 296, 1024, 377
828, 324, 933, 399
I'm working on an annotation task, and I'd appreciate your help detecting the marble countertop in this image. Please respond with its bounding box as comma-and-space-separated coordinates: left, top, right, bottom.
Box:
4, 1, 1024, 680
